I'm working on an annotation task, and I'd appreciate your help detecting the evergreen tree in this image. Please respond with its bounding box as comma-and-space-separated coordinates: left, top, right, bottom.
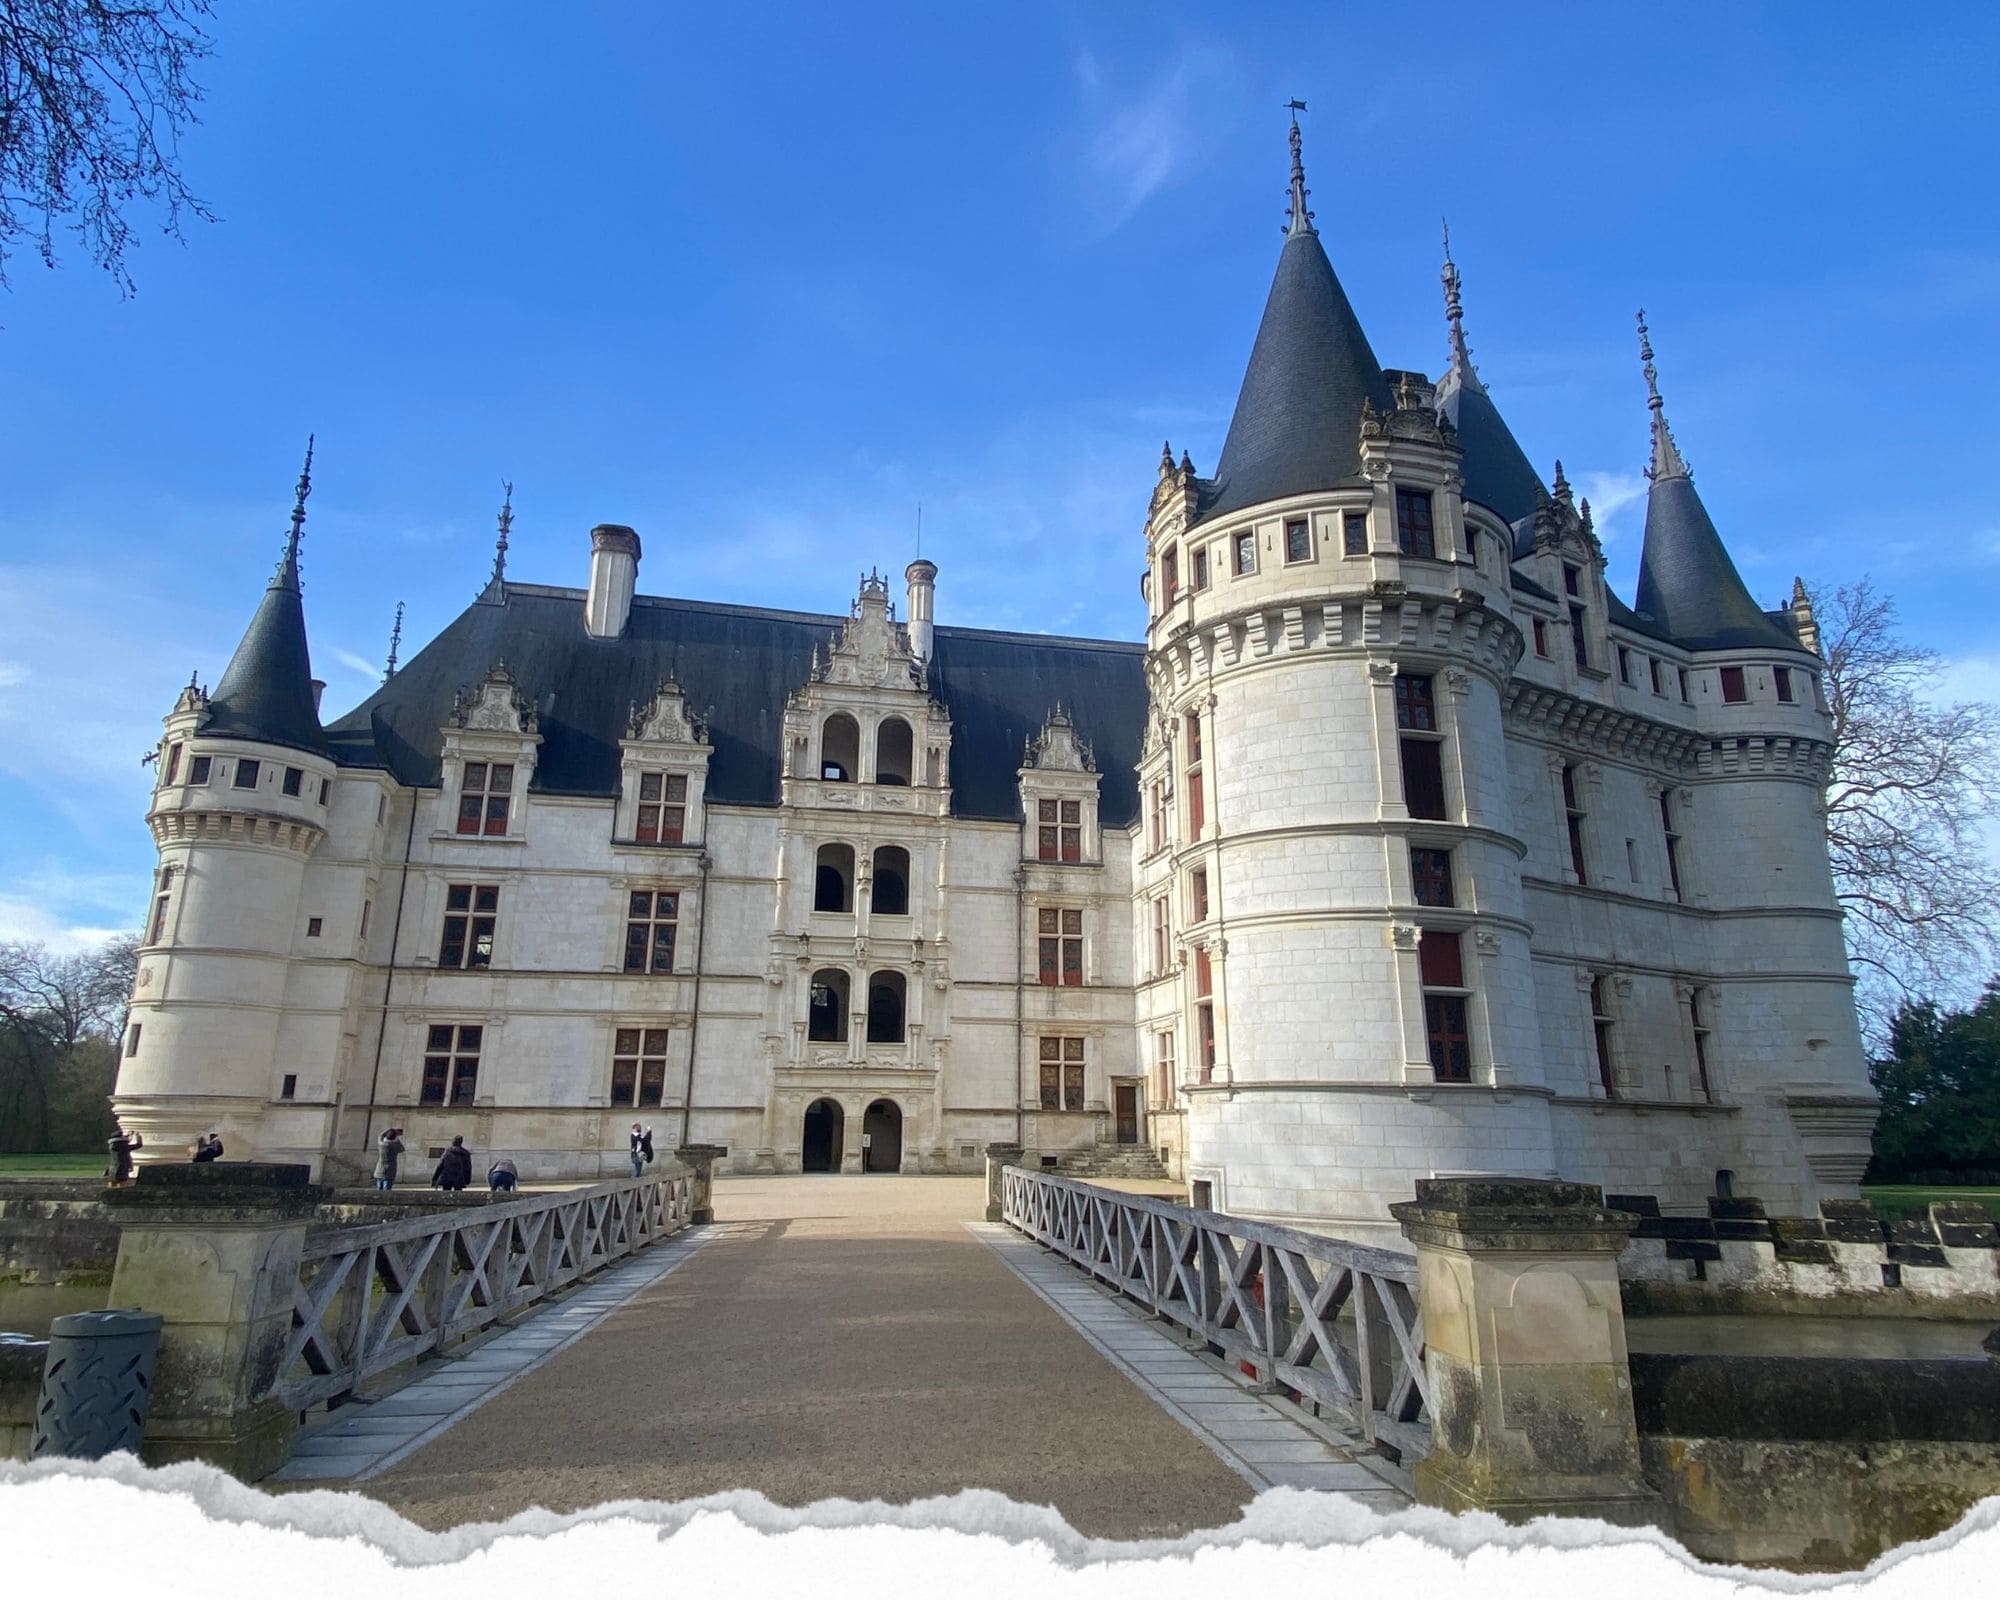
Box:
1868, 979, 2000, 1179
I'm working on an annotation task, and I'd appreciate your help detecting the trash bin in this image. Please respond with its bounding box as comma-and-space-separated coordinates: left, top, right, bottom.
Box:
29, 1308, 164, 1460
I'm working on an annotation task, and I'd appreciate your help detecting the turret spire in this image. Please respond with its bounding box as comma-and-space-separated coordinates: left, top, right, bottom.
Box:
385, 600, 405, 680
1441, 219, 1476, 384
1637, 310, 1689, 482
1285, 100, 1314, 237
491, 481, 513, 587
279, 434, 314, 589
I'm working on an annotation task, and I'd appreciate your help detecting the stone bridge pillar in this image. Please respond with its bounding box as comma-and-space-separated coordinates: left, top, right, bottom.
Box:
674, 1144, 728, 1224
984, 1143, 1023, 1223
1390, 1176, 1666, 1528
103, 1162, 328, 1479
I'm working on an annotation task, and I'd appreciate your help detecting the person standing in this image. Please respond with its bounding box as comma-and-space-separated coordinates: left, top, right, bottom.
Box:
432, 1134, 473, 1192
105, 1124, 144, 1185
628, 1122, 653, 1178
373, 1127, 405, 1191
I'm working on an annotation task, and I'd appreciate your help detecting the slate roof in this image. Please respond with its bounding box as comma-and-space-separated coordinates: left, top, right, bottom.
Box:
1194, 229, 1394, 526
204, 548, 333, 756
322, 585, 1149, 827
1636, 472, 1806, 654
1437, 370, 1546, 529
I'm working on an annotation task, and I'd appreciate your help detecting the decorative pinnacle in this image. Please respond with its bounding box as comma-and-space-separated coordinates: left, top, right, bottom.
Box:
1440, 218, 1474, 379
281, 434, 314, 585
385, 600, 405, 679
1285, 100, 1314, 237
1636, 309, 1690, 481
1552, 459, 1571, 502
491, 481, 514, 586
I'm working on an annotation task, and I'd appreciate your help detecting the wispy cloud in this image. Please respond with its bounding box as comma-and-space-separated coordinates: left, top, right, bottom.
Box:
334, 648, 384, 683
1069, 44, 1233, 234
1576, 470, 1647, 546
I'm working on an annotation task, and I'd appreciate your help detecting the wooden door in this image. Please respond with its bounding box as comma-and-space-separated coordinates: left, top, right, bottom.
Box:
1115, 1083, 1139, 1144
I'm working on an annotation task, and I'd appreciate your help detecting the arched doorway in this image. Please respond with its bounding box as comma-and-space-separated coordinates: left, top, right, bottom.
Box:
862, 1098, 902, 1173
802, 1098, 844, 1172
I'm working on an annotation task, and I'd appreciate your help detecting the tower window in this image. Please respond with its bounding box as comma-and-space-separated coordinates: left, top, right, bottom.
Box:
232, 759, 261, 791
1678, 667, 1691, 702
147, 883, 171, 944
1689, 988, 1714, 1101
1037, 798, 1081, 862
306, 917, 322, 938
164, 743, 182, 784
610, 1028, 671, 1107
1037, 907, 1084, 987
1617, 647, 1632, 686
1190, 866, 1209, 923
1395, 673, 1447, 821
1038, 1036, 1086, 1110
1184, 713, 1204, 838
456, 762, 513, 835
624, 890, 679, 974
636, 772, 687, 843
190, 754, 212, 784
1395, 488, 1435, 559
280, 1074, 297, 1100
1649, 657, 1664, 695
1720, 666, 1748, 703
319, 777, 330, 805
1191, 547, 1210, 590
125, 1022, 142, 1058
1590, 977, 1618, 1097
1563, 564, 1581, 598
1419, 932, 1470, 1083
1343, 511, 1368, 556
1232, 530, 1256, 576
1774, 666, 1795, 703
1561, 765, 1589, 884
420, 1023, 482, 1106
1411, 847, 1455, 907
1569, 606, 1589, 669
1161, 546, 1180, 604
1193, 944, 1215, 1083
1660, 792, 1683, 900
1533, 620, 1549, 658
1284, 519, 1312, 563
438, 884, 498, 970
282, 766, 304, 797
1152, 895, 1171, 977
1156, 1030, 1176, 1106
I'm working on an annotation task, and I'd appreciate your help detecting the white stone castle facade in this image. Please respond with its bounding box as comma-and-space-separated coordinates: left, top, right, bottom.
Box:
114, 129, 1876, 1224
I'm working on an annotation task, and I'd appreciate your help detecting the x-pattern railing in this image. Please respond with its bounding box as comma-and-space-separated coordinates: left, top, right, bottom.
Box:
1001, 1167, 1429, 1454
276, 1171, 691, 1410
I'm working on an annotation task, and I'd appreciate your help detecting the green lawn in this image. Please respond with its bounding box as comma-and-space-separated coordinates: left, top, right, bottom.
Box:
0, 1152, 104, 1177
1862, 1185, 2000, 1223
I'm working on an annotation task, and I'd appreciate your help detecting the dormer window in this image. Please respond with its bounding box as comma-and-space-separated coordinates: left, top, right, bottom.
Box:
1569, 606, 1589, 670
1395, 488, 1435, 559
1037, 799, 1080, 862
636, 773, 686, 843
457, 762, 513, 835
1563, 564, 1581, 598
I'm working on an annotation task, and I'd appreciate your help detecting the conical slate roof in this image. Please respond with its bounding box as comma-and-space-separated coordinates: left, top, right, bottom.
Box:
1196, 227, 1393, 525
206, 546, 331, 757
1438, 372, 1546, 533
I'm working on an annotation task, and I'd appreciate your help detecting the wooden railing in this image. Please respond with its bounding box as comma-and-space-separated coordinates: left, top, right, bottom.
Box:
1001, 1167, 1429, 1454
276, 1170, 693, 1410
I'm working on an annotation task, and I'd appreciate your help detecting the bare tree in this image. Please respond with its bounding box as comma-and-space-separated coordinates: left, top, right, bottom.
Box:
1810, 577, 2000, 1038
0, 0, 215, 294
0, 934, 136, 1149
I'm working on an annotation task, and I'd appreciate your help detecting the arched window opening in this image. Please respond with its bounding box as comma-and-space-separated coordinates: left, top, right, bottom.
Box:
866, 971, 906, 1044
875, 717, 914, 786
872, 846, 910, 916
814, 842, 855, 913
808, 969, 850, 1042
822, 714, 860, 782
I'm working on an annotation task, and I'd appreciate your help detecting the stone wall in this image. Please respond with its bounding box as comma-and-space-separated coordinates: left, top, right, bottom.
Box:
0, 1186, 119, 1337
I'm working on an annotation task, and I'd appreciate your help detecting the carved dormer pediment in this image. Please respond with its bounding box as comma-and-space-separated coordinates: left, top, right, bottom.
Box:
1529, 466, 1604, 566
819, 569, 921, 691
626, 678, 707, 746
451, 661, 538, 733
171, 672, 210, 722
1025, 705, 1095, 773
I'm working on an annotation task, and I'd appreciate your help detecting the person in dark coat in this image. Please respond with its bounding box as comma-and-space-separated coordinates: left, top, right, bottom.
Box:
487, 1156, 518, 1193
628, 1122, 654, 1178
432, 1135, 473, 1191
373, 1127, 405, 1190
191, 1132, 224, 1163
105, 1124, 143, 1185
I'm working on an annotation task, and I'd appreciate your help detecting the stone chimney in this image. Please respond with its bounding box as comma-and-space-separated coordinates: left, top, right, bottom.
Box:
905, 558, 938, 664
310, 679, 325, 715
586, 524, 642, 639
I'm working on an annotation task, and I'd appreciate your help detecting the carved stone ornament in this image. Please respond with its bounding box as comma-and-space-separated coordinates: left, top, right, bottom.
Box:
1474, 929, 1501, 956
1367, 660, 1399, 685
627, 679, 707, 745
451, 661, 538, 734
1388, 924, 1421, 951
819, 570, 921, 691
1026, 706, 1096, 773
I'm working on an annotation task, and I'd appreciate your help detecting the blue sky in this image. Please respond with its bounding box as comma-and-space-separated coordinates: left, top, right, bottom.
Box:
2, 3, 1996, 948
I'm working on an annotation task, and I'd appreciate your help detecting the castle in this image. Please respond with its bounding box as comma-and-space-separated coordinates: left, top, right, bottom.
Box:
114, 125, 1877, 1224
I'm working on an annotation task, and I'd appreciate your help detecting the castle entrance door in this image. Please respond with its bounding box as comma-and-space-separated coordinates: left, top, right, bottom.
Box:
861, 1099, 902, 1173
1114, 1083, 1139, 1145
802, 1098, 844, 1172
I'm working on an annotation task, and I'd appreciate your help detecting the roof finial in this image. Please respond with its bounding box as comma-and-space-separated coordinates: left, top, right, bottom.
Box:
1637, 309, 1690, 482
1284, 100, 1314, 237
385, 600, 405, 679
491, 481, 513, 587
280, 434, 314, 586
1441, 218, 1475, 381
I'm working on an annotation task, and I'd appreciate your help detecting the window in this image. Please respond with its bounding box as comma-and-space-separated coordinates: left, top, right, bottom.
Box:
1561, 765, 1588, 884
875, 718, 914, 785
1617, 647, 1632, 686
1774, 666, 1795, 704
1155, 1030, 1176, 1106
164, 743, 182, 784
1190, 867, 1209, 923
821, 714, 859, 782
233, 758, 261, 791
438, 884, 498, 969
1720, 666, 1748, 703
1689, 988, 1714, 1101
872, 846, 910, 916
1533, 619, 1549, 658
456, 761, 513, 836
637, 772, 687, 843
1038, 1036, 1086, 1110
1563, 564, 1581, 598
125, 1023, 141, 1058
1395, 487, 1435, 558
1395, 673, 1447, 821
808, 969, 849, 1041
1148, 781, 1167, 853
147, 882, 171, 943
1420, 932, 1470, 1083
1194, 945, 1215, 1083
815, 843, 855, 912
1284, 519, 1312, 563
420, 1023, 482, 1106
306, 916, 322, 938
190, 754, 212, 785
1152, 895, 1171, 977
280, 1074, 297, 1100
1191, 547, 1210, 590
1161, 546, 1179, 604
1343, 511, 1368, 555
1677, 667, 1690, 702
1038, 908, 1084, 987
1411, 847, 1454, 908
1569, 606, 1589, 669
1660, 792, 1683, 899
282, 766, 304, 797
1037, 799, 1081, 863
1590, 977, 1618, 1097
1232, 530, 1256, 576
360, 900, 372, 940
1184, 713, 1204, 838
610, 1028, 670, 1106
318, 777, 330, 805
623, 890, 679, 974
